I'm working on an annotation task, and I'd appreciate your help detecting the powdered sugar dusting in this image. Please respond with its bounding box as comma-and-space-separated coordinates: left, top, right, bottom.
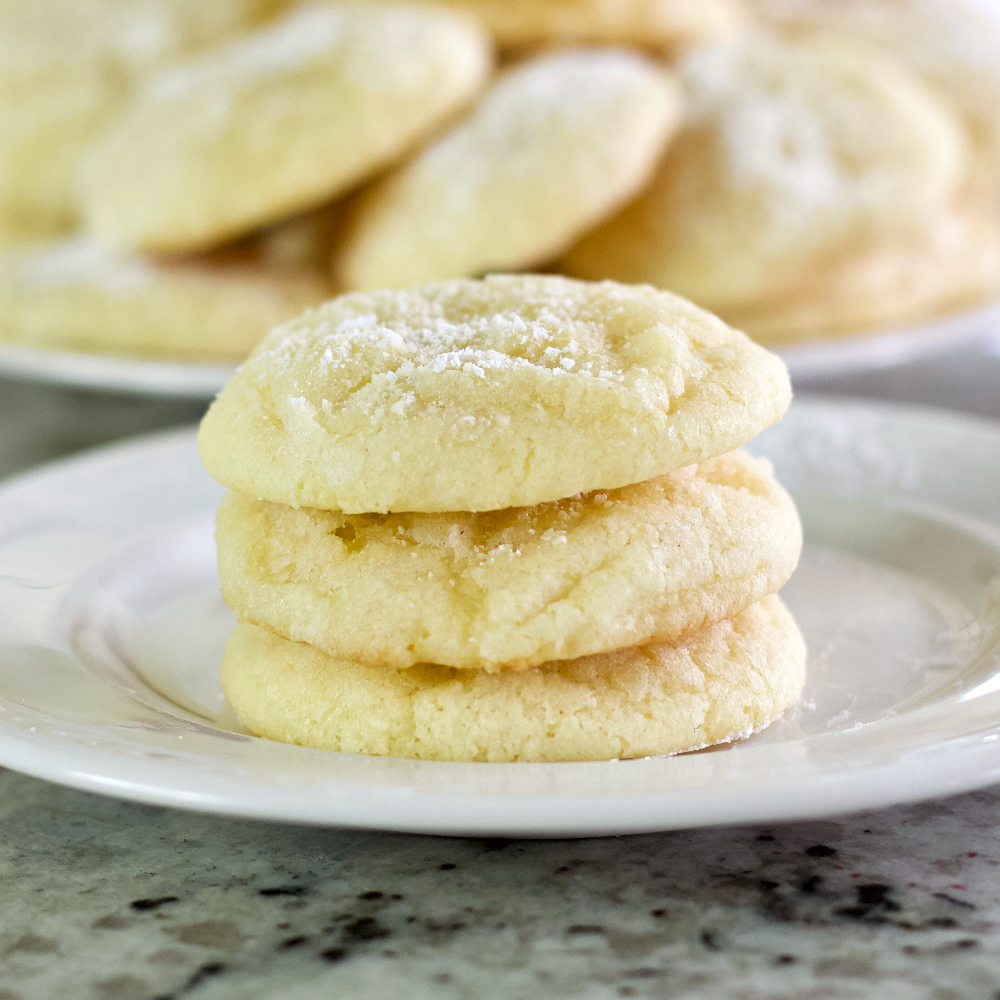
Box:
414, 48, 672, 212
9, 239, 155, 294
678, 34, 960, 248
260, 296, 635, 414
683, 39, 852, 214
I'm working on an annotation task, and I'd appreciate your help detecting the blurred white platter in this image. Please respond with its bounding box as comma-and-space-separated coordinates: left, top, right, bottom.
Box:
0, 398, 997, 836
778, 303, 1000, 381
0, 341, 235, 398
0, 302, 996, 397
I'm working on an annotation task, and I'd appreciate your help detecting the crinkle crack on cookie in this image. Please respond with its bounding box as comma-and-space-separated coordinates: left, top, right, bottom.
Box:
561, 33, 968, 317
217, 451, 802, 671
413, 0, 741, 51
334, 49, 682, 290
0, 238, 328, 360
197, 275, 792, 513
221, 596, 807, 763
79, 2, 492, 252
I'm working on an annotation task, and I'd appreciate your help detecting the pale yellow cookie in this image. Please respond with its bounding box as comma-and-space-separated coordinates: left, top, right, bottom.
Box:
0, 0, 278, 244
560, 33, 969, 316
0, 238, 328, 360
734, 0, 1000, 338
198, 276, 792, 513
252, 203, 349, 276
726, 195, 1000, 343
333, 49, 681, 291
407, 0, 741, 51
217, 451, 801, 671
79, 3, 492, 253
748, 0, 1000, 161
221, 595, 806, 762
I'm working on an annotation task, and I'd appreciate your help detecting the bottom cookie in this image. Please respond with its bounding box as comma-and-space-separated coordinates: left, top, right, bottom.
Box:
221, 595, 806, 763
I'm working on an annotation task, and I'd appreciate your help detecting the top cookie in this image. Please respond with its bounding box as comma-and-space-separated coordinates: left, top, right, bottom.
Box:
78, 2, 491, 252
198, 275, 791, 512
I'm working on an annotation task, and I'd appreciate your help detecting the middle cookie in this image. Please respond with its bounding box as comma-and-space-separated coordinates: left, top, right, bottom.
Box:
216, 450, 801, 672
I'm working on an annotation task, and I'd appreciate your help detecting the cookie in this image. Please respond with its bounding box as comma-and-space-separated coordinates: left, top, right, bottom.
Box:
221, 595, 806, 762
217, 451, 801, 671
252, 203, 349, 276
0, 0, 277, 244
725, 197, 1000, 342
0, 238, 328, 360
333, 49, 681, 291
748, 0, 1000, 159
406, 0, 740, 51
737, 0, 1000, 338
560, 34, 968, 317
198, 275, 792, 513
79, 3, 492, 253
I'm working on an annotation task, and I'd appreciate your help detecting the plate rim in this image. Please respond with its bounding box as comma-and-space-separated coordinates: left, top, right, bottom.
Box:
0, 704, 996, 837
775, 302, 1000, 380
0, 341, 234, 399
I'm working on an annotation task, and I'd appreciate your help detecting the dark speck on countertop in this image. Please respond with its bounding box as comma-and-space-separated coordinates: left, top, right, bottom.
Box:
0, 769, 996, 1000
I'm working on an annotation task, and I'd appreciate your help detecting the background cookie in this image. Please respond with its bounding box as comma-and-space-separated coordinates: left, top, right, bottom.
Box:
412, 0, 741, 51
221, 595, 806, 763
724, 198, 1000, 342
740, 0, 1000, 337
79, 2, 492, 252
333, 49, 681, 291
198, 275, 792, 513
217, 451, 801, 671
0, 0, 277, 245
0, 238, 327, 360
560, 33, 968, 316
748, 0, 1000, 163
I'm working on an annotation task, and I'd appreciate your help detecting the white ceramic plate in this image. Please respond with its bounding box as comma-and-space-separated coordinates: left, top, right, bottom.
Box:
0, 341, 235, 399
1, 303, 997, 398
777, 303, 1000, 381
0, 398, 998, 837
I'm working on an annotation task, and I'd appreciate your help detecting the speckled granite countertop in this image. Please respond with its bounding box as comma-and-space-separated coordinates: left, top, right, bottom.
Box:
0, 345, 999, 1000
1, 770, 998, 1000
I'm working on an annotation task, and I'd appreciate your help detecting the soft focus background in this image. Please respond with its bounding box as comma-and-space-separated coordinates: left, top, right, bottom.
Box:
0, 1, 998, 998
1, 0, 997, 365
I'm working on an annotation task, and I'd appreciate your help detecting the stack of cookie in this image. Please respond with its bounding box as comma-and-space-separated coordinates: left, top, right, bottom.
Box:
199, 274, 806, 763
